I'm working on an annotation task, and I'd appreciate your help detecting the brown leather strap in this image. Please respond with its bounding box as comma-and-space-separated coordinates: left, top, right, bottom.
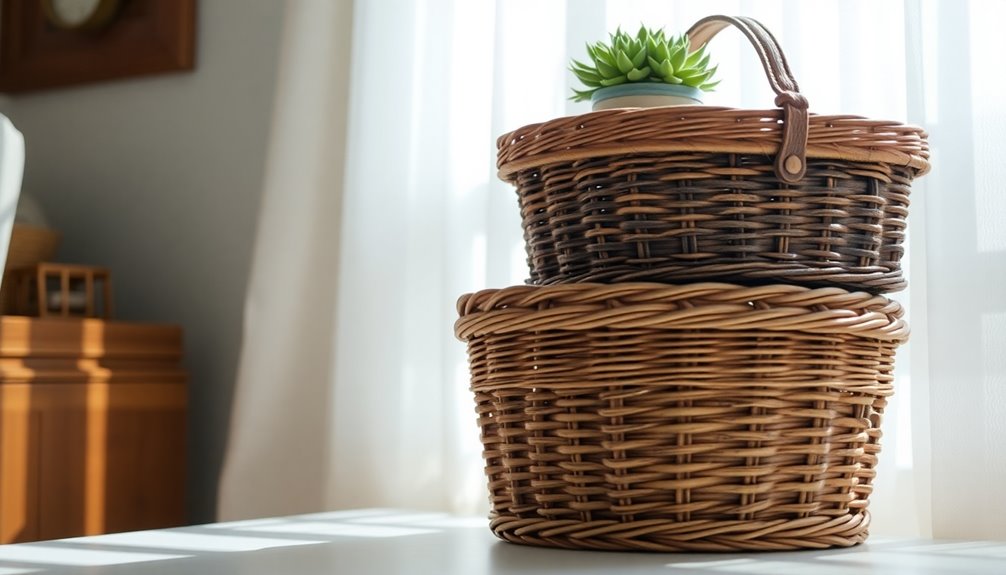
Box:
687, 16, 809, 184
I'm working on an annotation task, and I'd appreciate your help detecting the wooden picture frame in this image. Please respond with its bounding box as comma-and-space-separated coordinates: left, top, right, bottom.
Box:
0, 0, 196, 93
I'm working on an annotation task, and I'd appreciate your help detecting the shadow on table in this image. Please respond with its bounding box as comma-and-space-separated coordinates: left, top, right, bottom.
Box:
488, 537, 1006, 575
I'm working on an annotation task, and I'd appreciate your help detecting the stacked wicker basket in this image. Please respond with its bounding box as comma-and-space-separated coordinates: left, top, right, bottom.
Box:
455, 15, 929, 552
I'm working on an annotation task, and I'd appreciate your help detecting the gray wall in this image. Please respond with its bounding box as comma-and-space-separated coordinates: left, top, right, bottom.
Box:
0, 0, 286, 523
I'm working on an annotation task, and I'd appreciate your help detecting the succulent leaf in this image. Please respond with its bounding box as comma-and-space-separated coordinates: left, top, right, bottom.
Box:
683, 44, 706, 68
683, 66, 718, 87
571, 66, 604, 86
654, 40, 670, 62
596, 59, 621, 79
593, 43, 617, 67
677, 67, 707, 79
626, 66, 651, 81
615, 51, 634, 74
659, 60, 676, 81
600, 76, 628, 87
669, 44, 687, 70
695, 52, 711, 72
699, 79, 721, 91
630, 46, 646, 69
646, 37, 659, 58
615, 34, 628, 53
681, 75, 704, 87
572, 87, 595, 102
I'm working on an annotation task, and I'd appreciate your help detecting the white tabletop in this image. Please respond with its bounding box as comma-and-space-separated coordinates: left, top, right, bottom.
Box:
0, 509, 1003, 574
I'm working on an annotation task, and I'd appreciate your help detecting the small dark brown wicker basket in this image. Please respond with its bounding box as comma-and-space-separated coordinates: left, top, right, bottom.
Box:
497, 16, 930, 292
455, 282, 908, 552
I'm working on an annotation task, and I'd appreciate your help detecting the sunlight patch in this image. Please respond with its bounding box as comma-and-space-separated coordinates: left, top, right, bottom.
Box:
88, 531, 324, 553
0, 545, 186, 567
244, 521, 435, 538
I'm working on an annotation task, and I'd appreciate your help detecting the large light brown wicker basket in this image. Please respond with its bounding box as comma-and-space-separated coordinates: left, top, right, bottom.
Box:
498, 16, 930, 292
455, 282, 907, 551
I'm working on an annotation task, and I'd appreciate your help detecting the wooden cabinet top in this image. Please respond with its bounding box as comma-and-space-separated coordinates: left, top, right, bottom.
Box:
0, 316, 184, 385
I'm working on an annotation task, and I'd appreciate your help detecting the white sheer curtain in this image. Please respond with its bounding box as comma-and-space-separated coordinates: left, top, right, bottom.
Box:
220, 0, 1006, 540
909, 0, 1006, 540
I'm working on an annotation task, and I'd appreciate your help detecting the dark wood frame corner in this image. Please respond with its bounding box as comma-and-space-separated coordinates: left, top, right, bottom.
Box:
0, 0, 196, 93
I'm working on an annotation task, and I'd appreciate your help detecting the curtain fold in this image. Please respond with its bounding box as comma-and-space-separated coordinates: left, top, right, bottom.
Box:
217, 0, 353, 520
219, 0, 1006, 540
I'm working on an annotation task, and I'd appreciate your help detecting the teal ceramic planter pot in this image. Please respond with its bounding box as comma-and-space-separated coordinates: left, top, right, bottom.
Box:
591, 83, 704, 110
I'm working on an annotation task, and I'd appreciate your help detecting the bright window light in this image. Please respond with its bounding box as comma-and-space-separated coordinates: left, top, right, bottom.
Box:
0, 568, 40, 575
85, 531, 324, 553
243, 521, 434, 539
666, 558, 757, 569
405, 516, 486, 529
203, 517, 289, 530
349, 512, 448, 525
0, 545, 186, 567
297, 509, 399, 521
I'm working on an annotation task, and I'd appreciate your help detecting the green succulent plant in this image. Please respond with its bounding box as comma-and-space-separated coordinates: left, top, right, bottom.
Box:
570, 25, 720, 102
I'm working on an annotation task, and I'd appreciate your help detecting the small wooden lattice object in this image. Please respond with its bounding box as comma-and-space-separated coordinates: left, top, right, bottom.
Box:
5, 263, 113, 319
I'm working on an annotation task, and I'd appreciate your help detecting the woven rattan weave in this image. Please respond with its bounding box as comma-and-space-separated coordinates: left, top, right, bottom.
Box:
456, 282, 907, 551
497, 16, 930, 292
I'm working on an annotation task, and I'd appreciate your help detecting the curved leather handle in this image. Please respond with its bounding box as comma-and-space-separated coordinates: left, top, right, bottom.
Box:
687, 16, 809, 183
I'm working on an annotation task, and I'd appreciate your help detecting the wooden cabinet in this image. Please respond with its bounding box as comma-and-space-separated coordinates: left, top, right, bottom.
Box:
0, 316, 186, 543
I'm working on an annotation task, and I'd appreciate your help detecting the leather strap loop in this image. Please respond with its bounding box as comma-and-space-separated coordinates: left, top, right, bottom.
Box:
687, 16, 810, 184
774, 91, 808, 110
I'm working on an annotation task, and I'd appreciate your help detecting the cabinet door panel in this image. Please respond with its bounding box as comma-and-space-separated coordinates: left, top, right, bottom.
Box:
0, 384, 40, 543
104, 385, 186, 532
32, 383, 186, 539
137, 406, 186, 529
102, 408, 143, 534
36, 385, 90, 540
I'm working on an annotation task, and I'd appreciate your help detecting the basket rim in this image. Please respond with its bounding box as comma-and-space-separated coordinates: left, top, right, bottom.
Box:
496, 106, 930, 179
455, 282, 907, 342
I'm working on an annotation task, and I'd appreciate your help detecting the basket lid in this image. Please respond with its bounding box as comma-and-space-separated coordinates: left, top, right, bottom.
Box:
497, 107, 930, 180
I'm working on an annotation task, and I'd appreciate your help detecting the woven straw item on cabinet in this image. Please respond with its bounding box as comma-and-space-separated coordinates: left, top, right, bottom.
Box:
497, 15, 930, 292
456, 282, 907, 552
